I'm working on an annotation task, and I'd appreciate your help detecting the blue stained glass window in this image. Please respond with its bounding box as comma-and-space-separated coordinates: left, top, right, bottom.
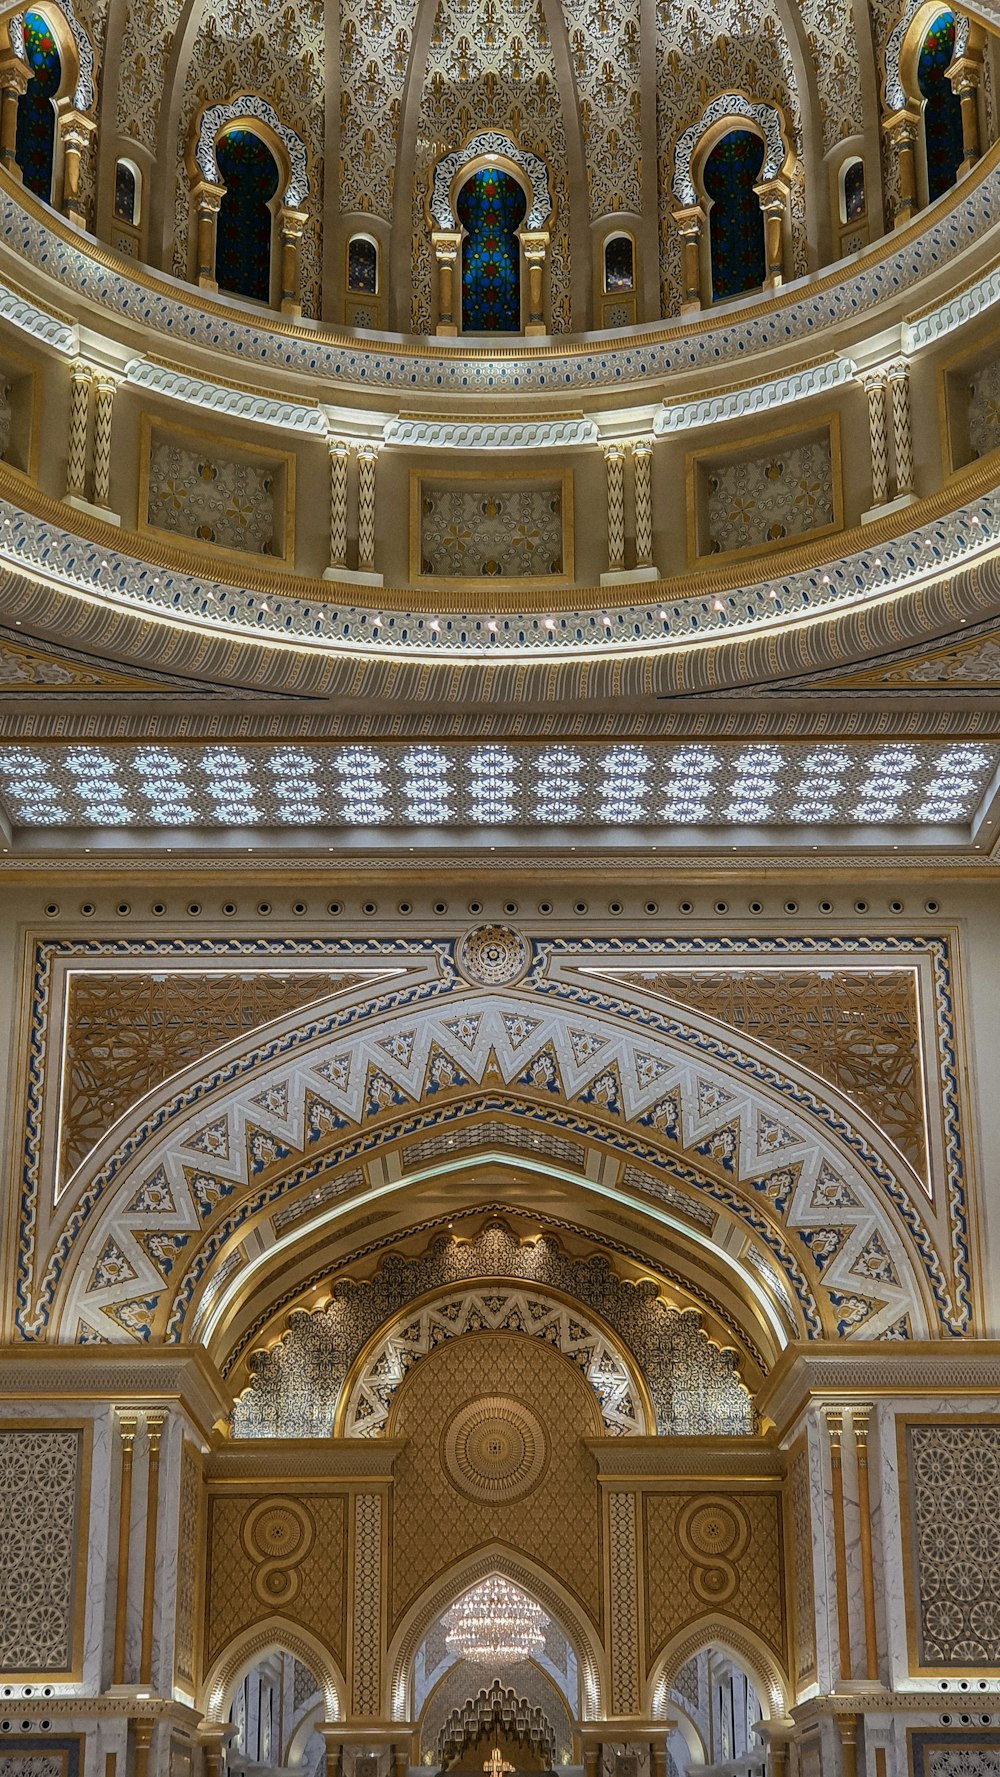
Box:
15, 10, 61, 203
604, 234, 634, 292
703, 128, 766, 302
215, 128, 280, 304
114, 159, 137, 224
348, 235, 378, 293
457, 166, 527, 332
918, 12, 965, 202
844, 159, 866, 222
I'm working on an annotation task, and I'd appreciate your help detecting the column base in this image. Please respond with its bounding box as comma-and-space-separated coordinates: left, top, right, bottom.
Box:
63, 202, 86, 230
63, 493, 122, 526
860, 491, 919, 524
764, 273, 783, 291
435, 322, 458, 337
197, 273, 219, 291
893, 207, 916, 230
280, 298, 302, 318
600, 565, 660, 586
679, 298, 701, 316
323, 566, 384, 587
524, 321, 547, 337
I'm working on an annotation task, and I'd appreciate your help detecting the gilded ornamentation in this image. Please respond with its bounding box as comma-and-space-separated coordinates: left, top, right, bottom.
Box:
702, 438, 835, 556
352, 1492, 382, 1716
338, 0, 418, 219
455, 925, 532, 987
607, 966, 928, 1181
0, 1430, 81, 1671
231, 1225, 751, 1439
797, 0, 863, 150
146, 437, 279, 556
436, 1680, 557, 1767
174, 1443, 200, 1690
240, 1497, 315, 1606
204, 1492, 346, 1666
57, 968, 374, 1188
644, 1490, 785, 1663
906, 1423, 1000, 1666
969, 358, 1000, 462
418, 484, 565, 580
389, 1333, 602, 1627
443, 1397, 549, 1503
789, 1442, 816, 1685
561, 0, 641, 217
609, 1491, 640, 1714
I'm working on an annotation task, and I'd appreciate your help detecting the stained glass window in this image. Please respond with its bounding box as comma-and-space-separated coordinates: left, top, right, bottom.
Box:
348, 235, 378, 294
215, 129, 280, 304
918, 12, 964, 202
114, 160, 137, 225
15, 10, 61, 203
604, 235, 634, 292
703, 129, 767, 302
456, 166, 527, 332
843, 159, 866, 223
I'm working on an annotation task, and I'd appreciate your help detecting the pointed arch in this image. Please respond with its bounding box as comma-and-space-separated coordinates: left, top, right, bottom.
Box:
201, 1616, 345, 1721
386, 1545, 608, 1723
646, 1615, 790, 1723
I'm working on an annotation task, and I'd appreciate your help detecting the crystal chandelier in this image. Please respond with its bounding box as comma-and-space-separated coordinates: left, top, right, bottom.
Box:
444, 1578, 548, 1665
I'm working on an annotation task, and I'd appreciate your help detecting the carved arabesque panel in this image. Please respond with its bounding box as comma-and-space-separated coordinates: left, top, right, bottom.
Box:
0, 1429, 82, 1672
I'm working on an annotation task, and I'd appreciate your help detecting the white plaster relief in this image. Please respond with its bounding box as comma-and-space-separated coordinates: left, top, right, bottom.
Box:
654, 360, 854, 434
383, 416, 599, 450
125, 361, 327, 435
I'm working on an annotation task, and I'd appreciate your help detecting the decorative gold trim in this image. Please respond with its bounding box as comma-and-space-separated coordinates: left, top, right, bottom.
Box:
0, 1416, 91, 1682
136, 412, 296, 570
685, 413, 844, 570
408, 465, 574, 589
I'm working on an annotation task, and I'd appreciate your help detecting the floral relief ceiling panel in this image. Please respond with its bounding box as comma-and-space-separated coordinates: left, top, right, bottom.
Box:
969, 356, 1000, 461
417, 480, 566, 578
145, 436, 280, 557
702, 435, 835, 557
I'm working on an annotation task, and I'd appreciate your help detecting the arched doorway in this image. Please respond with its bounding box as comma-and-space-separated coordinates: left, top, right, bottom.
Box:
15, 9, 62, 202
456, 166, 527, 332
917, 11, 965, 201
702, 130, 767, 302
215, 127, 281, 303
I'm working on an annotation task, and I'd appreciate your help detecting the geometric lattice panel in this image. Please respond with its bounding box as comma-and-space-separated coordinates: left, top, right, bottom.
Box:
0, 1429, 82, 1670
905, 1422, 1000, 1668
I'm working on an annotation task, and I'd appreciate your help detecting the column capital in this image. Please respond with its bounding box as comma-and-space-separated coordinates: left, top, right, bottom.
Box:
191, 178, 225, 215
431, 228, 462, 265
630, 436, 654, 459
671, 202, 705, 237
518, 227, 549, 263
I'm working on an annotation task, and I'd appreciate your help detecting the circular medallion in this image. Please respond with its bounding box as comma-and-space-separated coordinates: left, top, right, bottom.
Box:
444, 1396, 549, 1503
676, 1496, 749, 1562
455, 923, 531, 987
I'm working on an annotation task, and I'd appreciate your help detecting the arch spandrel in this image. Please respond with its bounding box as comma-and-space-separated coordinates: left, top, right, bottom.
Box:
46, 976, 943, 1349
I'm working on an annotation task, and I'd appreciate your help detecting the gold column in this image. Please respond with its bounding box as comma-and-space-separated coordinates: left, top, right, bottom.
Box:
0, 58, 27, 176
949, 53, 983, 174
853, 1409, 879, 1681
432, 230, 462, 335
826, 1409, 852, 1682
883, 112, 920, 227
113, 1411, 139, 1684
672, 205, 704, 313
519, 229, 549, 336
838, 1715, 860, 1777
583, 1749, 600, 1777
198, 1724, 230, 1777
327, 436, 350, 573
139, 1412, 166, 1687
133, 1722, 153, 1777
57, 106, 96, 228
91, 372, 117, 511
650, 1744, 668, 1777
632, 438, 654, 569
754, 178, 788, 289
279, 206, 308, 316
192, 181, 225, 288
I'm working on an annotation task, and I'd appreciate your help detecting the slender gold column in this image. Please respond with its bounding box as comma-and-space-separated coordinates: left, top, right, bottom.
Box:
57, 106, 96, 228
838, 1714, 860, 1777
754, 179, 788, 289
192, 182, 224, 288
519, 229, 549, 336
651, 1744, 668, 1777
826, 1409, 853, 1682
113, 1411, 139, 1684
134, 1721, 153, 1777
432, 230, 462, 335
672, 205, 704, 313
279, 206, 308, 315
139, 1412, 166, 1686
883, 112, 920, 227
853, 1409, 880, 1680
0, 58, 27, 175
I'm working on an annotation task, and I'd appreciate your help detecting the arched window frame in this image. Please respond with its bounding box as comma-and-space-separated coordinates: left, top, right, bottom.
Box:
113, 154, 141, 226
602, 229, 635, 294
187, 96, 310, 314
427, 132, 553, 339
888, 2, 981, 213
671, 93, 794, 312
838, 153, 867, 226
346, 231, 379, 296
12, 3, 79, 209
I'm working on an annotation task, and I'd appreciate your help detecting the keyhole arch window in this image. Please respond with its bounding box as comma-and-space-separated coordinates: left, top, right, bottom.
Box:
15, 8, 68, 203
916, 9, 965, 200
215, 126, 282, 304
698, 125, 767, 302
455, 162, 528, 333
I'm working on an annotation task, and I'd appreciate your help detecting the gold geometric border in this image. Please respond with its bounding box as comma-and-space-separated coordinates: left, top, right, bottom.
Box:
897, 1413, 1000, 1677
0, 1417, 91, 1681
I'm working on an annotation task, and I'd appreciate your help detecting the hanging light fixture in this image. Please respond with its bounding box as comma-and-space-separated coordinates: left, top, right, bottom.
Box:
444, 1577, 548, 1665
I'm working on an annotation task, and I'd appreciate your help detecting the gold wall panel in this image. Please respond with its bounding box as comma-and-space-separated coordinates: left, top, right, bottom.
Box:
642, 1489, 786, 1668
388, 1332, 603, 1633
608, 967, 926, 1179
59, 970, 376, 1184
203, 1491, 348, 1670
787, 1439, 817, 1689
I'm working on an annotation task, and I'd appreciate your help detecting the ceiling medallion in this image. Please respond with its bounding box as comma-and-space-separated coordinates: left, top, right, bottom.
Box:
444, 1574, 549, 1665
455, 923, 532, 987
443, 1396, 550, 1504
